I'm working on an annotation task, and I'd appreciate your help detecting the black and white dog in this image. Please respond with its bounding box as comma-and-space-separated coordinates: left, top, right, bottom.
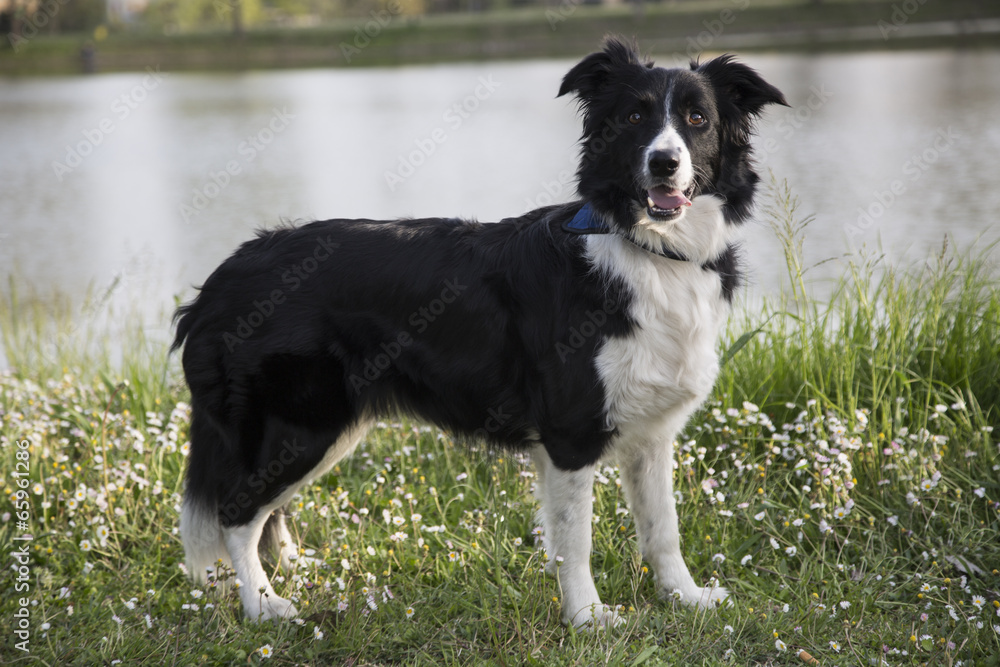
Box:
173, 37, 786, 627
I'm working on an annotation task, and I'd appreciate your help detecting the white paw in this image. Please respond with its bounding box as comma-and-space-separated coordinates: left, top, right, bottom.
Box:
245, 593, 298, 622
695, 585, 730, 609
660, 582, 731, 609
563, 603, 624, 630
286, 554, 323, 570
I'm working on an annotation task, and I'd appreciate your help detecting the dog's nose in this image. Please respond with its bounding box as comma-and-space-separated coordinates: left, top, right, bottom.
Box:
648, 150, 680, 178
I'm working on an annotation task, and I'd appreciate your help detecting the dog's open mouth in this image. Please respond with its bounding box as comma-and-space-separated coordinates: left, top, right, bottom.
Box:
646, 185, 694, 221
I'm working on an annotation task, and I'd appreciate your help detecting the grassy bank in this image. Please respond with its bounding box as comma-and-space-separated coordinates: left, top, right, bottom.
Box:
3, 0, 1000, 76
1, 183, 999, 665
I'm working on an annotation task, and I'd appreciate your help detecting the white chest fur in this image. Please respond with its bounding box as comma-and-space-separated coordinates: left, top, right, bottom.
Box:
588, 196, 735, 436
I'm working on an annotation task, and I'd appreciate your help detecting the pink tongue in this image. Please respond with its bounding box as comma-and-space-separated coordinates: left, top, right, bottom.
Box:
648, 187, 692, 210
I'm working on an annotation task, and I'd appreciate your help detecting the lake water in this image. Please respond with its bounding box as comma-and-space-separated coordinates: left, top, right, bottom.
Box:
1, 49, 999, 341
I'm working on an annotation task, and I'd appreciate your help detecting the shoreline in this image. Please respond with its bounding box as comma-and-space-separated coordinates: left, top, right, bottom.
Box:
2, 0, 1000, 76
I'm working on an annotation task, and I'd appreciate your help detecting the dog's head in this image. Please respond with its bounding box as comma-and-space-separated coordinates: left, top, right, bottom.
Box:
559, 37, 787, 237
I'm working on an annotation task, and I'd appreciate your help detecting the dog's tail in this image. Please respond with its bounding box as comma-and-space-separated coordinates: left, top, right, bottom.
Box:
179, 401, 234, 583
173, 291, 229, 581
170, 297, 200, 354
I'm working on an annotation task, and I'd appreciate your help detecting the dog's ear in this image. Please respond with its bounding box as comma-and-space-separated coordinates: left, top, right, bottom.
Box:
696, 56, 788, 224
695, 55, 789, 117
558, 36, 648, 100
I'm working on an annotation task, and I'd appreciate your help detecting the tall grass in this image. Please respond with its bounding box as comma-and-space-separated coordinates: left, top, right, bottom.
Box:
720, 178, 1000, 437
0, 275, 176, 422
1, 186, 998, 665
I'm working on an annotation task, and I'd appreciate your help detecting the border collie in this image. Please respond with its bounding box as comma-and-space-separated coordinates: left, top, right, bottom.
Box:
172, 37, 786, 627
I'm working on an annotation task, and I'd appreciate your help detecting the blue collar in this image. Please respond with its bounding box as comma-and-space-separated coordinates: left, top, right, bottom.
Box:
562, 203, 613, 234
561, 203, 689, 262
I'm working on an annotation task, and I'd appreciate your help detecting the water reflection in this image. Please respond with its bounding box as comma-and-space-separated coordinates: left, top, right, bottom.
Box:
1, 49, 997, 317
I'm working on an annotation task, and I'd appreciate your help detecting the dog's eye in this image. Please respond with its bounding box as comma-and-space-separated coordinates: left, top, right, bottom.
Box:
688, 112, 706, 126
627, 112, 642, 125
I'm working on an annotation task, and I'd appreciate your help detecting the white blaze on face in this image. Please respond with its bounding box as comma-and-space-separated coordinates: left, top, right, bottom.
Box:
643, 94, 694, 194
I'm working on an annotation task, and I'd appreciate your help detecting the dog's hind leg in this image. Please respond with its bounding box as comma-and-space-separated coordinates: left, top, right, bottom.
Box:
533, 445, 620, 628
261, 510, 296, 568
532, 444, 559, 578
227, 419, 371, 621
261, 510, 321, 571
619, 436, 729, 609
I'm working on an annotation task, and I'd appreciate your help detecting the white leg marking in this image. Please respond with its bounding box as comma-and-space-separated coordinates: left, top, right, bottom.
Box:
619, 439, 729, 609
533, 445, 620, 628
225, 515, 299, 622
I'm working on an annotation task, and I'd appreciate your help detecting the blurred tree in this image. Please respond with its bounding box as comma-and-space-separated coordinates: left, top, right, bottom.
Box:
59, 0, 108, 32
143, 0, 262, 33
2, 0, 105, 38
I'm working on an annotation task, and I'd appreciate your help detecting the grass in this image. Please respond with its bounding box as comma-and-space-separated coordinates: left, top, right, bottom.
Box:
1, 182, 999, 665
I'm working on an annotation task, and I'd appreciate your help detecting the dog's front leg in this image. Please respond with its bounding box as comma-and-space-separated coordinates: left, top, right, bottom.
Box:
619, 439, 729, 609
533, 445, 620, 628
